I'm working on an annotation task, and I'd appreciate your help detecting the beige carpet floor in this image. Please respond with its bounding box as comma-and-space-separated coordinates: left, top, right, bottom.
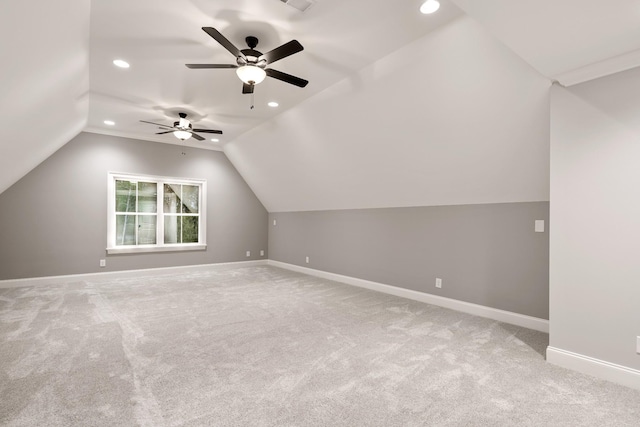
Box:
1, 265, 639, 426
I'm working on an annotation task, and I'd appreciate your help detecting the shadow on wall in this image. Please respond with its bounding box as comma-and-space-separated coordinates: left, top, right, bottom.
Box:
500, 323, 549, 358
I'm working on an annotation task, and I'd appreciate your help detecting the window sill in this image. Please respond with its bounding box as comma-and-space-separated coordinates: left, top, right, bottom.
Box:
106, 244, 207, 255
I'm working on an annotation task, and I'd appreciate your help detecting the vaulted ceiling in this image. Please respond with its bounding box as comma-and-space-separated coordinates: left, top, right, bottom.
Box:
2, 0, 640, 208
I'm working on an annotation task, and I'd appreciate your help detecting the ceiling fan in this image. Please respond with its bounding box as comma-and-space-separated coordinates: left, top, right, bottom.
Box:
186, 27, 309, 95
140, 113, 222, 141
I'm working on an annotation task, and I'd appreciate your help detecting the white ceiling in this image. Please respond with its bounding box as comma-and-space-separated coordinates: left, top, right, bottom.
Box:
568, 65, 640, 132
85, 0, 462, 150
1, 0, 640, 202
451, 0, 640, 85
226, 15, 552, 211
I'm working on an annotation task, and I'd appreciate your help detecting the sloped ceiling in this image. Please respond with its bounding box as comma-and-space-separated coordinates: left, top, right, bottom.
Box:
85, 0, 462, 150
0, 1, 90, 194
225, 0, 640, 211
567, 65, 640, 131
1, 0, 640, 211
225, 15, 551, 212
450, 0, 640, 85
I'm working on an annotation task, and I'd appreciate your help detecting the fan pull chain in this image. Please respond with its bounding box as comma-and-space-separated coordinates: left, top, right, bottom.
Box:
250, 91, 255, 109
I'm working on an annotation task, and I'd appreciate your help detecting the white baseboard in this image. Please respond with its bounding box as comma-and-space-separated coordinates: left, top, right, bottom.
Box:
0, 260, 268, 288
268, 260, 549, 333
547, 346, 640, 391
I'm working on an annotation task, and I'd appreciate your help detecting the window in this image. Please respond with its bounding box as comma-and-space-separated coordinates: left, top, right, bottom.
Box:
107, 172, 206, 254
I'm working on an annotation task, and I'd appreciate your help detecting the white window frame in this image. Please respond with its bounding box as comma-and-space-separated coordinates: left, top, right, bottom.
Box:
107, 172, 207, 254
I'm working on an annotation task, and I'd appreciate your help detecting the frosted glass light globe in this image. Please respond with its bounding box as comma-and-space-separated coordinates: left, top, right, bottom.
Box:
236, 65, 267, 85
173, 130, 192, 141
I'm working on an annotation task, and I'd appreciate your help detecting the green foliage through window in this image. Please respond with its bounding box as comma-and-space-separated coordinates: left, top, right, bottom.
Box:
109, 175, 204, 251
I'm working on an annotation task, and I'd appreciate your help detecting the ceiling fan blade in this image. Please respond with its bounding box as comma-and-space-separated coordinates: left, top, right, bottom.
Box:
190, 132, 205, 141
156, 131, 174, 135
185, 64, 237, 69
265, 68, 309, 88
242, 83, 254, 94
260, 40, 303, 64
202, 27, 243, 58
140, 119, 172, 128
193, 129, 223, 134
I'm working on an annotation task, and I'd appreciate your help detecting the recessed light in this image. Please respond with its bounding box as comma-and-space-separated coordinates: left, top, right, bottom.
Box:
210, 138, 220, 142
113, 59, 130, 68
104, 120, 115, 126
420, 0, 440, 14
268, 101, 279, 108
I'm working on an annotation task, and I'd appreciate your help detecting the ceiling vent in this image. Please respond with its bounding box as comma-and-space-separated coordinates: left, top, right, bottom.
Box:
280, 0, 315, 12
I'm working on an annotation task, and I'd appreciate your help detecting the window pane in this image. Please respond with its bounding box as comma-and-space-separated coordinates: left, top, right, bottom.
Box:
138, 182, 157, 213
138, 215, 157, 244
116, 215, 136, 245
164, 215, 181, 244
182, 216, 199, 243
116, 180, 137, 212
182, 185, 199, 214
163, 184, 181, 214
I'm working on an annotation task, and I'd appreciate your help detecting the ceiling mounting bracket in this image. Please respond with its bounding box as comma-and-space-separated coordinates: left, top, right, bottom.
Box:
279, 0, 315, 13
246, 36, 259, 49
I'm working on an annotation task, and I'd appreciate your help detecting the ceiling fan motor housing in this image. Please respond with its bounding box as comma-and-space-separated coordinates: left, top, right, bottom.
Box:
238, 51, 265, 67
175, 114, 192, 130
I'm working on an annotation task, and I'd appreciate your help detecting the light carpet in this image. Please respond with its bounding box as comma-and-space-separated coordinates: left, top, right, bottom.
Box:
1, 265, 639, 426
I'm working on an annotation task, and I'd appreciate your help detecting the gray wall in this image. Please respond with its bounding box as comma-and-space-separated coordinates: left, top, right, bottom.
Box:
0, 132, 268, 280
269, 202, 549, 319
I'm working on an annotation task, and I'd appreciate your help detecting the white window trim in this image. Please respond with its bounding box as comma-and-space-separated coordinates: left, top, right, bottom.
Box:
107, 172, 207, 255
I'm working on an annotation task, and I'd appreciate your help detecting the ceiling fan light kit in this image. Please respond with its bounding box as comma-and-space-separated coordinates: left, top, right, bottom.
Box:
236, 65, 267, 85
173, 130, 192, 141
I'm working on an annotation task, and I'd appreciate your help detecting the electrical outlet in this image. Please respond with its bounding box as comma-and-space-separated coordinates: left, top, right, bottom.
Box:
273, 219, 277, 226
260, 250, 265, 257
99, 259, 106, 268
636, 336, 640, 354
305, 256, 309, 264
435, 278, 442, 288
246, 251, 251, 257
